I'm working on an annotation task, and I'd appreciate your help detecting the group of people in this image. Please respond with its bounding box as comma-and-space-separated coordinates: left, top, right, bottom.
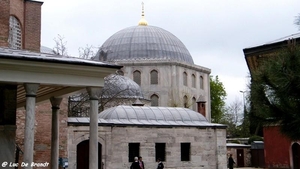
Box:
130, 156, 164, 169
130, 154, 234, 169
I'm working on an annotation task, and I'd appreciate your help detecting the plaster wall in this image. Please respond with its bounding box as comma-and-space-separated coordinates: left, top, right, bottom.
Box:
120, 61, 211, 121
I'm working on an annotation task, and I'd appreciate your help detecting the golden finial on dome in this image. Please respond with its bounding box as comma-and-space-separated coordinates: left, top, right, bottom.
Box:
138, 2, 148, 26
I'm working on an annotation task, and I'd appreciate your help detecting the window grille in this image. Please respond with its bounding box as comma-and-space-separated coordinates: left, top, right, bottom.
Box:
9, 16, 22, 49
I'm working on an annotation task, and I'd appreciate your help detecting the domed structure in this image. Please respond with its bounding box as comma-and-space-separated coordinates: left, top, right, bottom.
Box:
97, 105, 214, 126
102, 74, 143, 99
94, 6, 211, 122
96, 25, 194, 64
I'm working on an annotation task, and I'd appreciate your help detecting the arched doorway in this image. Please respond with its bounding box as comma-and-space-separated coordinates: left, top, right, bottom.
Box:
77, 140, 102, 169
292, 143, 300, 169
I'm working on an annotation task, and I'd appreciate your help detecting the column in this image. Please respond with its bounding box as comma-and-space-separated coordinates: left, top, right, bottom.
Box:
87, 87, 101, 169
50, 97, 62, 169
23, 83, 39, 169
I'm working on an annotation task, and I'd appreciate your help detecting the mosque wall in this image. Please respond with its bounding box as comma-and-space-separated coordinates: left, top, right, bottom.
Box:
119, 61, 211, 121
68, 125, 227, 169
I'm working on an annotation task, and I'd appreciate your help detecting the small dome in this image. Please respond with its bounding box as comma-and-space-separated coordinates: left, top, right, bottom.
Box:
97, 105, 215, 126
101, 74, 144, 99
95, 25, 194, 64
40, 46, 55, 54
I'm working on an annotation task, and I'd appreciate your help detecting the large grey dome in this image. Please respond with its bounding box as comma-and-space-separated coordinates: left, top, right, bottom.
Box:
101, 74, 144, 99
96, 25, 194, 64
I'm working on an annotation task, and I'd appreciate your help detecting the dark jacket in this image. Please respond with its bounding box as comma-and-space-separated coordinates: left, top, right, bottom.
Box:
228, 156, 235, 168
130, 161, 140, 169
139, 161, 145, 169
157, 162, 164, 169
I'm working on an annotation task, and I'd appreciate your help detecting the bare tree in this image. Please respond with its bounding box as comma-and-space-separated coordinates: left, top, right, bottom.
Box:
226, 98, 243, 125
222, 98, 244, 137
53, 34, 68, 55
294, 13, 300, 30
78, 44, 97, 59
68, 74, 145, 117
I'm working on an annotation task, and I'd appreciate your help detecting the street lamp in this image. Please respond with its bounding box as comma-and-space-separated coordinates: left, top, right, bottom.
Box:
239, 90, 246, 109
240, 91, 246, 119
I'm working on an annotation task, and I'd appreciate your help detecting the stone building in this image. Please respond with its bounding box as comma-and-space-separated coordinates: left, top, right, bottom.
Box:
94, 7, 211, 121
68, 105, 227, 169
0, 1, 226, 169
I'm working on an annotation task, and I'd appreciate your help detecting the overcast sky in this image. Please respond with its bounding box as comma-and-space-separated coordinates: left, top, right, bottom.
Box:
41, 0, 300, 104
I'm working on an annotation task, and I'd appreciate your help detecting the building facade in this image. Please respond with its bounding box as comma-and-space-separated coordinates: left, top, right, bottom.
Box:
0, 2, 223, 168
95, 13, 211, 121
0, 0, 42, 51
243, 33, 300, 169
68, 106, 227, 169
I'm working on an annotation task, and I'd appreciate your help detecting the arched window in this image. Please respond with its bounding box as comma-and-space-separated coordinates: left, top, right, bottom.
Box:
192, 74, 196, 88
133, 70, 141, 85
192, 97, 196, 111
183, 95, 188, 108
151, 94, 159, 106
200, 76, 204, 89
183, 72, 187, 86
150, 70, 158, 84
9, 16, 22, 49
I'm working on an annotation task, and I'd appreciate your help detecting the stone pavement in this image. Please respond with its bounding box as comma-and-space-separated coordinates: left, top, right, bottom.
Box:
233, 167, 263, 169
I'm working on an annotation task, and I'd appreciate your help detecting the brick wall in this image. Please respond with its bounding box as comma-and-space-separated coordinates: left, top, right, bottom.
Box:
16, 98, 69, 169
0, 0, 10, 47
10, 0, 25, 25
0, 0, 42, 51
24, 1, 42, 52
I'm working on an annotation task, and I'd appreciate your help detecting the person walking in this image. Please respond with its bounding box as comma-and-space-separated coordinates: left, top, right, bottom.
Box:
138, 156, 145, 169
156, 158, 164, 169
228, 154, 235, 169
130, 157, 140, 169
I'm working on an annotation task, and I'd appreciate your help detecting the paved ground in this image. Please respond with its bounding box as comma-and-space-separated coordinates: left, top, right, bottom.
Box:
234, 167, 263, 169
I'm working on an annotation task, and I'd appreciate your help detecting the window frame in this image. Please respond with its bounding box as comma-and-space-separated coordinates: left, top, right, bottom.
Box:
150, 69, 158, 84
200, 76, 204, 89
151, 94, 159, 107
192, 74, 196, 88
181, 142, 191, 161
128, 143, 140, 162
133, 70, 141, 85
183, 72, 188, 86
155, 143, 166, 161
